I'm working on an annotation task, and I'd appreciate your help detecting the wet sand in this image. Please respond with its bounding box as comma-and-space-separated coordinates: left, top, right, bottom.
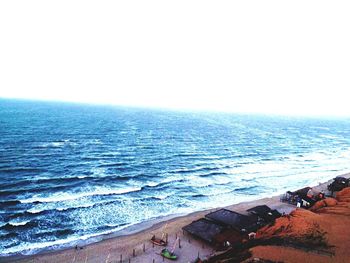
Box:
4, 173, 349, 263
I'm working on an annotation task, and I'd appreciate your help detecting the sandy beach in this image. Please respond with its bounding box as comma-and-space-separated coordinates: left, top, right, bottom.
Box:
3, 172, 349, 263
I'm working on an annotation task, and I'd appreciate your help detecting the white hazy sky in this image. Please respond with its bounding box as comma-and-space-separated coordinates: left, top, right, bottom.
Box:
1, 1, 350, 116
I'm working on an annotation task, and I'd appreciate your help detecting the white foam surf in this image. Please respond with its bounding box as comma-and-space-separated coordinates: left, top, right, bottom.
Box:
8, 220, 31, 226
20, 187, 142, 204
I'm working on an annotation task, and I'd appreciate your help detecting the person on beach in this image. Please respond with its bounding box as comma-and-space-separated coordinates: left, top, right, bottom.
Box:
296, 196, 301, 208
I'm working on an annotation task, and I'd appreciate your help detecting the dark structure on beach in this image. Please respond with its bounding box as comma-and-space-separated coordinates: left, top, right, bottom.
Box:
183, 209, 264, 248
328, 176, 350, 193
183, 207, 283, 249
182, 218, 245, 248
205, 209, 261, 233
246, 205, 281, 224
281, 186, 324, 208
182, 218, 225, 244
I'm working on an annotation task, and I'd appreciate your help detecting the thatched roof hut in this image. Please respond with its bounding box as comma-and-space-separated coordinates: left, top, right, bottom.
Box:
247, 205, 281, 223
205, 209, 260, 233
182, 218, 245, 248
182, 218, 224, 244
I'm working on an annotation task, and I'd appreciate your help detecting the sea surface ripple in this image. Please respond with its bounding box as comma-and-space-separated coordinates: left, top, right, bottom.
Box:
0, 99, 350, 256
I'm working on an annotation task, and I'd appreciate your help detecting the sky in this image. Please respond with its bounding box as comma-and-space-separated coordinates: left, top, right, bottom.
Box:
0, 1, 350, 117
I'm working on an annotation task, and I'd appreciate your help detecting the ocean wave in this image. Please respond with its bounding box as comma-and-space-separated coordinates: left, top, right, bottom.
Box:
1, 174, 140, 196
87, 139, 103, 145
6, 211, 36, 220
234, 186, 259, 192
39, 140, 76, 148
27, 206, 88, 215
81, 155, 125, 161
43, 142, 65, 148
0, 222, 133, 256
0, 176, 88, 190
191, 183, 261, 199
22, 192, 172, 217
8, 220, 31, 227
144, 181, 159, 187
0, 200, 21, 206
97, 162, 127, 168
0, 235, 83, 256
192, 194, 206, 198
192, 188, 234, 198
142, 178, 186, 190
0, 167, 45, 174
56, 203, 94, 211
193, 179, 233, 189
27, 208, 47, 214
173, 154, 228, 161
0, 220, 38, 231
0, 231, 18, 239
147, 194, 170, 201
0, 183, 79, 197
34, 228, 75, 239
169, 166, 219, 174
198, 171, 227, 177
26, 199, 119, 215
20, 187, 142, 204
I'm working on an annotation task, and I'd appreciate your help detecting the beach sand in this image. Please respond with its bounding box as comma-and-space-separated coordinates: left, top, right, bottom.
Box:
4, 173, 349, 263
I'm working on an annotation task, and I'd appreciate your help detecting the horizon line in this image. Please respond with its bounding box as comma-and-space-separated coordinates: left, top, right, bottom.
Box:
1, 96, 350, 120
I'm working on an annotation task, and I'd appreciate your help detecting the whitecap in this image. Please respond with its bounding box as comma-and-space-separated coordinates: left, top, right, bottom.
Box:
20, 187, 142, 204
27, 208, 45, 214
27, 202, 99, 214
8, 220, 30, 226
154, 194, 170, 200
56, 203, 94, 211
0, 223, 132, 256
41, 142, 65, 148
145, 181, 159, 187
39, 140, 76, 148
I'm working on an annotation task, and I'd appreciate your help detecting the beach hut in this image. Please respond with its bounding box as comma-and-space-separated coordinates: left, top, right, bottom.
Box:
291, 187, 312, 198
247, 205, 271, 215
213, 228, 244, 248
246, 205, 281, 224
328, 176, 349, 193
182, 218, 225, 244
282, 187, 319, 208
205, 209, 260, 233
182, 218, 244, 249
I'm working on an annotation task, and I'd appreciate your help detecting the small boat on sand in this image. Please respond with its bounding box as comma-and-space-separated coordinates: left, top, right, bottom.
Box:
150, 223, 168, 246
161, 248, 177, 260
151, 235, 167, 246
161, 237, 179, 260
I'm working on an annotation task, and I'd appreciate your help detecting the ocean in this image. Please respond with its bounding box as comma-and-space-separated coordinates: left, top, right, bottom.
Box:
0, 98, 350, 257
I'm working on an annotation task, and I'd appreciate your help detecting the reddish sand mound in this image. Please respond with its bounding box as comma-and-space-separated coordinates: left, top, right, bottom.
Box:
209, 187, 350, 262
248, 187, 350, 262
313, 187, 350, 215
256, 209, 322, 240
336, 187, 350, 202
310, 198, 337, 212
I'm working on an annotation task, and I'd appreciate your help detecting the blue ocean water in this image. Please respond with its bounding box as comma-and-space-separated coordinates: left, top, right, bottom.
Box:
0, 99, 350, 256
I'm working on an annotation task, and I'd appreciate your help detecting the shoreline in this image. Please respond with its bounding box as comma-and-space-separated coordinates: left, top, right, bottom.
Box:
4, 172, 350, 263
